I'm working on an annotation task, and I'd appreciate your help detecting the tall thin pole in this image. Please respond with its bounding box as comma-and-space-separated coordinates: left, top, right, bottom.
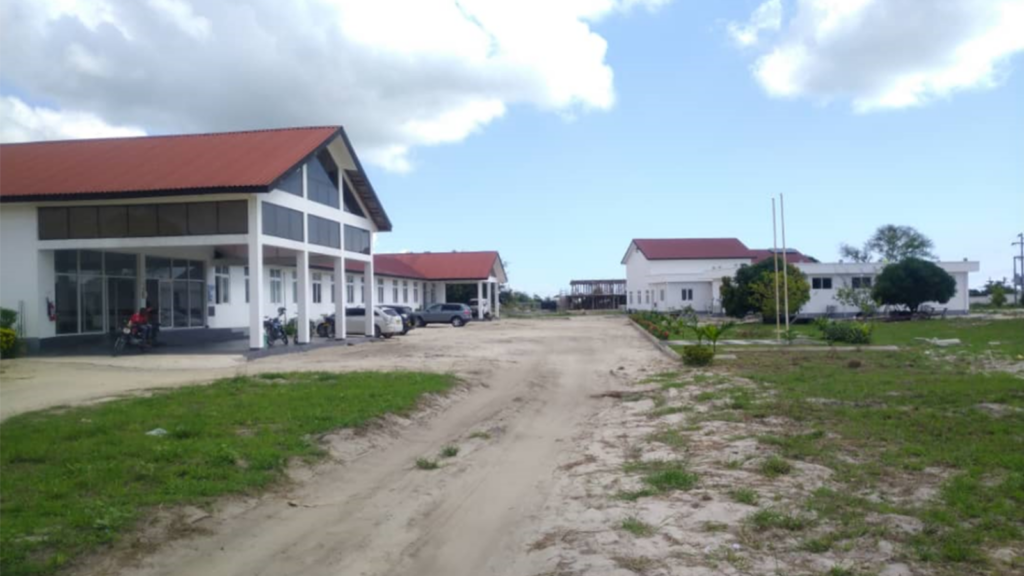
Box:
772, 198, 781, 342
780, 194, 791, 331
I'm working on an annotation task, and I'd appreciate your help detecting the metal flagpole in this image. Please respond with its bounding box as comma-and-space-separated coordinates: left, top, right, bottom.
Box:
772, 198, 781, 342
780, 194, 791, 332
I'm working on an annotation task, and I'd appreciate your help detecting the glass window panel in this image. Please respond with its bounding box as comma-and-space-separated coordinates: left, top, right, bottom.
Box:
187, 203, 217, 235
157, 204, 187, 236
68, 207, 99, 239
308, 152, 340, 209
105, 252, 137, 277
277, 168, 303, 196
172, 260, 188, 280
189, 282, 204, 327
217, 201, 248, 234
146, 256, 171, 279
344, 225, 371, 255
81, 276, 104, 332
55, 250, 78, 274
128, 205, 159, 237
98, 206, 128, 237
107, 277, 136, 332
173, 281, 189, 328
55, 274, 79, 334
188, 261, 204, 282
38, 208, 69, 240
80, 250, 103, 274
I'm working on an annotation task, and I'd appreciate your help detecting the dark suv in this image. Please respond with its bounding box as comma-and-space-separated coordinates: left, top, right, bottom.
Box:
419, 303, 473, 327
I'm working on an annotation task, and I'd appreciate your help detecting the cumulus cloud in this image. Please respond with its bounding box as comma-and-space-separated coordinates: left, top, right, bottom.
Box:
735, 0, 1024, 111
0, 0, 668, 171
727, 0, 781, 47
0, 96, 146, 142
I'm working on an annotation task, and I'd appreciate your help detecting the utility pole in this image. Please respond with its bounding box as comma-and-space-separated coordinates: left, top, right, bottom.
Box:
772, 198, 781, 342
780, 194, 790, 332
1014, 233, 1023, 306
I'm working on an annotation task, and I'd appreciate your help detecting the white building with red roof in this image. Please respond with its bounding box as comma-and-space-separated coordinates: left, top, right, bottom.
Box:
622, 238, 977, 316
0, 128, 505, 351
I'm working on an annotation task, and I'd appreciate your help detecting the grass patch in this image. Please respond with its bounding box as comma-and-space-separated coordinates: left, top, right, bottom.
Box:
0, 371, 456, 576
416, 458, 440, 470
747, 508, 813, 532
439, 445, 459, 458
647, 428, 688, 449
468, 431, 491, 440
759, 455, 794, 478
733, 346, 1024, 567
618, 460, 699, 500
620, 516, 657, 537
703, 521, 729, 532
730, 487, 759, 505
648, 405, 688, 418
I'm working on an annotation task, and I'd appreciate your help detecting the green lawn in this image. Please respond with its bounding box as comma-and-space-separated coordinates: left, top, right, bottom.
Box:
0, 371, 457, 576
731, 350, 1024, 570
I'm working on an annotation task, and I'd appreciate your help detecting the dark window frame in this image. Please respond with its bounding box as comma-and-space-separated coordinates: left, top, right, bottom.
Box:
38, 201, 248, 240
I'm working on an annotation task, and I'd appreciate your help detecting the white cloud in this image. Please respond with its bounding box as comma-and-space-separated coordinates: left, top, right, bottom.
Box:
0, 0, 669, 170
727, 0, 782, 47
0, 96, 146, 142
735, 0, 1024, 111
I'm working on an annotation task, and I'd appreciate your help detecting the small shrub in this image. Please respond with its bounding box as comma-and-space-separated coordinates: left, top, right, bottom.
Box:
415, 458, 439, 470
760, 455, 793, 477
439, 445, 459, 458
747, 508, 812, 531
0, 327, 18, 359
681, 345, 714, 366
990, 284, 1007, 308
730, 488, 759, 505
814, 319, 873, 345
620, 516, 656, 537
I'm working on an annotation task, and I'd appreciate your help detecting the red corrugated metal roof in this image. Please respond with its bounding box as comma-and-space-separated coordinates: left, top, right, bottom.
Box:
0, 126, 340, 199
749, 249, 816, 265
345, 252, 500, 281
632, 238, 752, 260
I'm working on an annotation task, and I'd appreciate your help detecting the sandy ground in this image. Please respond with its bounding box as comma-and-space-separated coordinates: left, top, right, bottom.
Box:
42, 315, 674, 576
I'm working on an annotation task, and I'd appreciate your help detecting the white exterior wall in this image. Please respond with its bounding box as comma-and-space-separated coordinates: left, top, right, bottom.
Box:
797, 262, 976, 315
623, 244, 980, 317
207, 265, 434, 330
0, 205, 45, 339
623, 244, 749, 312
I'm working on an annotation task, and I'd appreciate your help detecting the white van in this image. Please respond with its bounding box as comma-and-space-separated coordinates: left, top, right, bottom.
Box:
345, 306, 404, 338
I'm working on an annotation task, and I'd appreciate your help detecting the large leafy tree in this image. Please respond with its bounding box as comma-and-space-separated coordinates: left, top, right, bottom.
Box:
840, 224, 937, 263
720, 258, 810, 320
872, 258, 956, 312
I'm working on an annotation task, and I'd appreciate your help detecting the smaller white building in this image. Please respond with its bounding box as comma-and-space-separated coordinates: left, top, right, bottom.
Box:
622, 238, 979, 316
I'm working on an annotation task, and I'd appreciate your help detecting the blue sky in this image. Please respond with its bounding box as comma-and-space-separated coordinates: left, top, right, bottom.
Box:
2, 0, 1022, 296
369, 1, 1024, 295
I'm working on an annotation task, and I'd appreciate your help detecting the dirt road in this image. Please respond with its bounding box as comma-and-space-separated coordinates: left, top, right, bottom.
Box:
65, 315, 671, 576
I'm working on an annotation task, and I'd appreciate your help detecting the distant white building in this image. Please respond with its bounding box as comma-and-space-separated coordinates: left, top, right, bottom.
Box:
622, 238, 978, 316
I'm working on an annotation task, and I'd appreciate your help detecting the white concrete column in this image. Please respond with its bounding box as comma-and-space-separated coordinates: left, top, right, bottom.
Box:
477, 281, 484, 320
364, 259, 375, 336
247, 197, 265, 349
334, 257, 346, 340
136, 254, 146, 310
296, 250, 310, 344
495, 283, 500, 318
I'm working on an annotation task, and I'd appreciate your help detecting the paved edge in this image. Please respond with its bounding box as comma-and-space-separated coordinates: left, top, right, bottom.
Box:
627, 319, 682, 362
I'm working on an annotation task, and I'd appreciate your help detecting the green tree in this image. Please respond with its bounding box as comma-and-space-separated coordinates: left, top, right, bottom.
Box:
990, 284, 1007, 308
872, 258, 956, 313
835, 284, 879, 317
840, 224, 937, 263
749, 269, 811, 321
720, 258, 810, 320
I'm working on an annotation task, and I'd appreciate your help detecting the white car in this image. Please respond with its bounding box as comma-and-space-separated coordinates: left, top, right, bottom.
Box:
345, 306, 404, 338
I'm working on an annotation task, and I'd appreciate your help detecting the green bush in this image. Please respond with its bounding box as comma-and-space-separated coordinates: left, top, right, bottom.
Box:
681, 345, 714, 366
0, 327, 18, 358
0, 307, 17, 330
814, 319, 873, 345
